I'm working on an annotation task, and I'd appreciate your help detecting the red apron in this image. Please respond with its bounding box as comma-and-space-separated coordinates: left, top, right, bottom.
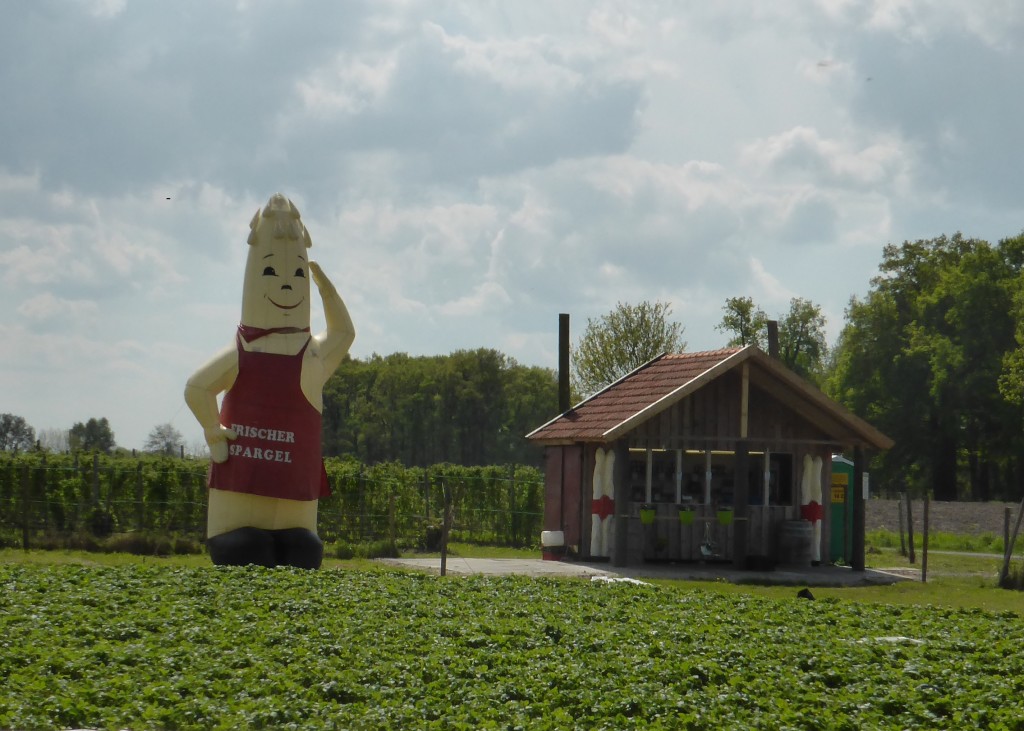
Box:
208, 333, 330, 500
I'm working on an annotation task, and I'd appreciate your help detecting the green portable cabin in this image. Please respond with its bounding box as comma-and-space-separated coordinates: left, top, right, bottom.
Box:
830, 455, 853, 563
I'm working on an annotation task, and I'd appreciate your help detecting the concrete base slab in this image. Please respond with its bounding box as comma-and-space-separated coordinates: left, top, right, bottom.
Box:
376, 558, 907, 587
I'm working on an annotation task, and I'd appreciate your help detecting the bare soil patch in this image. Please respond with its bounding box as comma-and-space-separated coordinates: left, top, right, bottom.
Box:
867, 499, 1020, 536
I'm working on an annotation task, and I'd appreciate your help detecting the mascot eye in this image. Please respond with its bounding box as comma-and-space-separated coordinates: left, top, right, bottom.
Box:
295, 268, 305, 278
263, 266, 277, 276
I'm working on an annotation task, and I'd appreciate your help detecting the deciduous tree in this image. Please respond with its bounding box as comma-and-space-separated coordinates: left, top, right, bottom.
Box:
145, 423, 185, 456
69, 417, 116, 454
37, 428, 69, 453
572, 301, 686, 397
716, 296, 827, 380
0, 413, 35, 452
322, 349, 557, 467
716, 297, 768, 348
829, 233, 1024, 501
779, 298, 828, 382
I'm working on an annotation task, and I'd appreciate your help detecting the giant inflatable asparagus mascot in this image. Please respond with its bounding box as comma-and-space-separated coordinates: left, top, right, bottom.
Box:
185, 193, 355, 568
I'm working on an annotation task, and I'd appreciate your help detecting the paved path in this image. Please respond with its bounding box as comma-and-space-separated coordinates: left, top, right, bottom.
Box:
378, 558, 907, 587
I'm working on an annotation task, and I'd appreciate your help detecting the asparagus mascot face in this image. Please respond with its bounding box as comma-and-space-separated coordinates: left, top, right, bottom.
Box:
185, 194, 355, 568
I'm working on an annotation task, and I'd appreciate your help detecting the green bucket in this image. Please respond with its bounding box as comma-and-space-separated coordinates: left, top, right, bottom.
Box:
717, 509, 733, 526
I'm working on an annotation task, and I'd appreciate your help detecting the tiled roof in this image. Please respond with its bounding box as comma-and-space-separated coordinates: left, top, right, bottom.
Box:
526, 346, 894, 450
527, 348, 744, 443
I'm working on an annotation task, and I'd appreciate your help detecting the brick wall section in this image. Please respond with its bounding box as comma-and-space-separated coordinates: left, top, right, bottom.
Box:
866, 499, 1021, 536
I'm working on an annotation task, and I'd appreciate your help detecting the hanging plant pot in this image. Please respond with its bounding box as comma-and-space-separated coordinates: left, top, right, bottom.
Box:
639, 505, 657, 525
678, 507, 695, 525
717, 508, 734, 526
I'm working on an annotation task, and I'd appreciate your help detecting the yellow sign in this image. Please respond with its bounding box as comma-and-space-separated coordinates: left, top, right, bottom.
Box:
831, 486, 846, 504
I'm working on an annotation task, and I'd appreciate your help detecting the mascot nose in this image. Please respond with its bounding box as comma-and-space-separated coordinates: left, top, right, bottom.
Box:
282, 284, 293, 291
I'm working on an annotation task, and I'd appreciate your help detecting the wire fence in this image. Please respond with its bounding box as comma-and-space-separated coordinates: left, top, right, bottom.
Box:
0, 453, 545, 552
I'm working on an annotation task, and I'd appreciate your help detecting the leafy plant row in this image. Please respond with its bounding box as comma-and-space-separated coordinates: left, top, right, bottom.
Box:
0, 453, 544, 550
2, 565, 1023, 729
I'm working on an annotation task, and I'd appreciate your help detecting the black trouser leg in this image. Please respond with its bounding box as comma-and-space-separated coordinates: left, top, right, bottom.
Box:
207, 527, 276, 567
273, 527, 324, 569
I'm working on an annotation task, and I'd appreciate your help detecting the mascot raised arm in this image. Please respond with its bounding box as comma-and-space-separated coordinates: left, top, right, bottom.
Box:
185, 194, 355, 568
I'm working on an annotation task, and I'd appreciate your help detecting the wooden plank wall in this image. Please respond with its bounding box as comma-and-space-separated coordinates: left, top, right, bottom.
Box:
628, 373, 834, 451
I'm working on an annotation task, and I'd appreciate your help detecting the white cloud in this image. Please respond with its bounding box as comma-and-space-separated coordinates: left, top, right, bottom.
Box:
0, 168, 40, 193
427, 21, 585, 93
296, 52, 399, 116
2, 1, 1024, 447
437, 280, 511, 316
586, 7, 645, 49
749, 257, 796, 305
16, 292, 99, 323
85, 0, 126, 20
740, 126, 908, 188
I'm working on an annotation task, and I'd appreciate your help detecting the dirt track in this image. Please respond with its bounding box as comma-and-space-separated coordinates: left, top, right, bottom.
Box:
867, 499, 1021, 536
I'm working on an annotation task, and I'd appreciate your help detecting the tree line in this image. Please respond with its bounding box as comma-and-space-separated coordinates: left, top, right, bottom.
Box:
2, 348, 560, 469
8, 230, 1024, 503
828, 233, 1024, 502
321, 348, 556, 467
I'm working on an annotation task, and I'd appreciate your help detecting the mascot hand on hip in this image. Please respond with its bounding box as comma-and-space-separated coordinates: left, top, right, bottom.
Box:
184, 193, 355, 568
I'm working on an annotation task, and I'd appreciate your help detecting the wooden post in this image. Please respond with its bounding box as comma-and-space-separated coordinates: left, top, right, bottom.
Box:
851, 447, 866, 571
181, 469, 197, 539
440, 477, 452, 576
733, 440, 750, 567
21, 465, 30, 551
507, 464, 518, 546
358, 468, 366, 542
921, 495, 929, 583
611, 440, 630, 567
999, 496, 1024, 586
905, 494, 916, 564
898, 495, 907, 556
388, 490, 397, 547
644, 447, 653, 505
703, 450, 712, 506
424, 469, 431, 525
1004, 506, 1011, 557
135, 462, 145, 531
740, 364, 749, 438
39, 454, 49, 533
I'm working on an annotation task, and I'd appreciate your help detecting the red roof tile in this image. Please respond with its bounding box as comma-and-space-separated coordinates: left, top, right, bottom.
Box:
527, 348, 743, 442
526, 346, 894, 450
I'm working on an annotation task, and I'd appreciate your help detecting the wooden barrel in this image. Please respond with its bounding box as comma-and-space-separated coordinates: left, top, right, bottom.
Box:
777, 520, 813, 568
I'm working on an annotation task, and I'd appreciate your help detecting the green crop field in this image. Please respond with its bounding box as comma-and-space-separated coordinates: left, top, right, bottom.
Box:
2, 565, 1023, 730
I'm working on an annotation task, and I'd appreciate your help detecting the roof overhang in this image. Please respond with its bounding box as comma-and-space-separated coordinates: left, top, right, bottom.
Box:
526, 346, 893, 451
601, 348, 749, 441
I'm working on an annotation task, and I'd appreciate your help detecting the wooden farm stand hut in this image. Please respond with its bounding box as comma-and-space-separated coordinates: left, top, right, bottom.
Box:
526, 346, 893, 570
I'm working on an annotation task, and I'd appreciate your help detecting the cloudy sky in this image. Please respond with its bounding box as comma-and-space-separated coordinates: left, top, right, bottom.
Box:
3, 1, 1024, 452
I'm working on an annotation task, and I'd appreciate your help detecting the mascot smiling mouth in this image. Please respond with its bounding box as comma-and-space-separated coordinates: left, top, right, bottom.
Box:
268, 297, 304, 310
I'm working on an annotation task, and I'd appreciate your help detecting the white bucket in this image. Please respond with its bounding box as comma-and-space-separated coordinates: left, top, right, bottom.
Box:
541, 530, 565, 560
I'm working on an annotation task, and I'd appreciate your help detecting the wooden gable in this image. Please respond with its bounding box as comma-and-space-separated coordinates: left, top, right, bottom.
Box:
527, 346, 892, 451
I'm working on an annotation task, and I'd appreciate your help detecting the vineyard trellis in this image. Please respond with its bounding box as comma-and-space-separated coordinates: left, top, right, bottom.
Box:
0, 452, 544, 551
